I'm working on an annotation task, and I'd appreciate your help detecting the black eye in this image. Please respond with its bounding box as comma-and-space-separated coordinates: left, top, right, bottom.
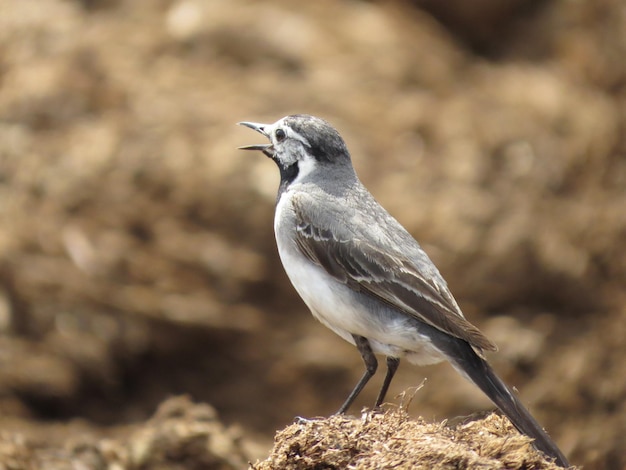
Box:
275, 128, 286, 142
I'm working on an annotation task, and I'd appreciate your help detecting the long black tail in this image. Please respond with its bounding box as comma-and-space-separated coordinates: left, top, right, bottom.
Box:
440, 338, 569, 467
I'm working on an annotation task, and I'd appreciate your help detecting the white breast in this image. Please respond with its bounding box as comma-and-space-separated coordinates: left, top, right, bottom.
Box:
274, 190, 358, 344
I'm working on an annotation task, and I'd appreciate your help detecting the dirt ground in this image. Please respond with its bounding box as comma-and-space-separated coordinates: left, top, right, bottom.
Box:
0, 0, 625, 468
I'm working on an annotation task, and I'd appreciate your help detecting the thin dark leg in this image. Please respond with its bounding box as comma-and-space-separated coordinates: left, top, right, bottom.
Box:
375, 357, 400, 408
335, 335, 377, 414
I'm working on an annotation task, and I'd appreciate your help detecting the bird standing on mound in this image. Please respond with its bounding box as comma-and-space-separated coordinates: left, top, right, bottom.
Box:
239, 114, 569, 468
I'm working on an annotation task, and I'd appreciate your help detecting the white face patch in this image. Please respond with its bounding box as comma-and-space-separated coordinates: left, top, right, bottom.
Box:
263, 116, 317, 174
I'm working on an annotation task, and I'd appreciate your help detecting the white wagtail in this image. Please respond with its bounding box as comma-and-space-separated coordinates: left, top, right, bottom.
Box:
239, 114, 569, 467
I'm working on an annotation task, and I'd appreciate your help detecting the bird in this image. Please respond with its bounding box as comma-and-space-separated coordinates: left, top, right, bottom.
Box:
238, 114, 569, 467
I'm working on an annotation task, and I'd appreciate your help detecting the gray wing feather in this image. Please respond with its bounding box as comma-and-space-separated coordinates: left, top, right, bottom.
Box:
293, 198, 497, 353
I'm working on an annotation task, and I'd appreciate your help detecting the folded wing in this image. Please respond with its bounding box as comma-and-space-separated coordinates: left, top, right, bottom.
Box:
293, 200, 497, 353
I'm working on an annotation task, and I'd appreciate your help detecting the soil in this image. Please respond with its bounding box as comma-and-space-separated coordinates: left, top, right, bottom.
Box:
0, 0, 624, 468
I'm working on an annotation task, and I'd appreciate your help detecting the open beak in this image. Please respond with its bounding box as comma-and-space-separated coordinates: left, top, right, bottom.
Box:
238, 121, 274, 157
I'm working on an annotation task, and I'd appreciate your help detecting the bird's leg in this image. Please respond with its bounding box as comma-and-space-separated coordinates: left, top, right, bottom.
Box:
335, 335, 377, 414
375, 357, 400, 408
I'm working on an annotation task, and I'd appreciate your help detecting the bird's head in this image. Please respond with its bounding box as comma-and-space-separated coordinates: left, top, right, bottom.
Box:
239, 114, 352, 184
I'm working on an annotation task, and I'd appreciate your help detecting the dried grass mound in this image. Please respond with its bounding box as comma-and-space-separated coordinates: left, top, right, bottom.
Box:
253, 410, 572, 470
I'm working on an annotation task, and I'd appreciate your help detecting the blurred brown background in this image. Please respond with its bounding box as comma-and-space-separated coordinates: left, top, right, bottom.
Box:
0, 0, 624, 468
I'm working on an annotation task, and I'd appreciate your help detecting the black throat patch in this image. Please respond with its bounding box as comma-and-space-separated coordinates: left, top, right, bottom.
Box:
276, 161, 299, 204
